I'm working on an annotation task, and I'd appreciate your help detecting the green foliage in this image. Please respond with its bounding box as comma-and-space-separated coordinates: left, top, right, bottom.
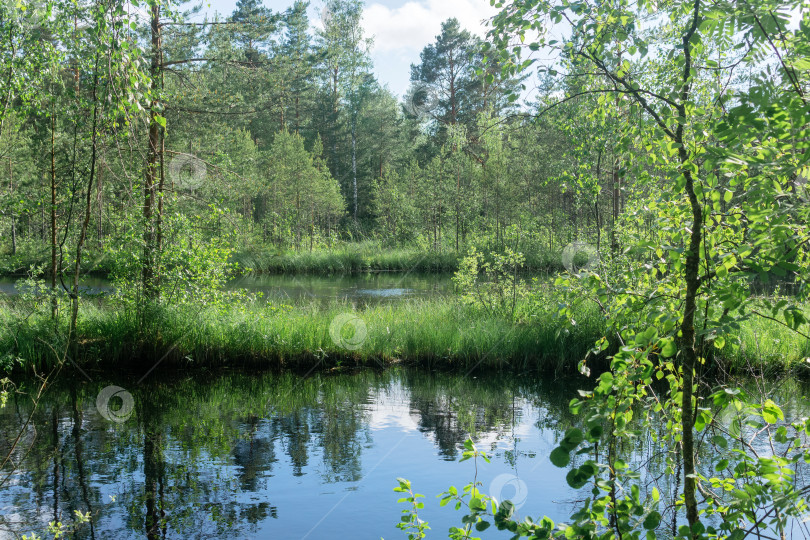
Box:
437, 439, 496, 540
465, 0, 810, 536
453, 246, 527, 320
21, 510, 91, 540
264, 130, 345, 250
394, 478, 431, 540
0, 0, 612, 287
0, 377, 9, 409
106, 207, 238, 311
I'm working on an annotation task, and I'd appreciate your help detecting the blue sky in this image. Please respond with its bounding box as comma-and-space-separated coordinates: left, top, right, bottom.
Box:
198, 0, 500, 97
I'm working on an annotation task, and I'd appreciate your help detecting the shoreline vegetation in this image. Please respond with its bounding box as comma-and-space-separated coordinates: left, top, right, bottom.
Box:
0, 241, 565, 278
2, 242, 806, 380
2, 0, 810, 534
2, 294, 808, 378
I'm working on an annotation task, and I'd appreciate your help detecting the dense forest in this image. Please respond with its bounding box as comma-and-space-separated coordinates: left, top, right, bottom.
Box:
0, 0, 619, 286
3, 0, 810, 538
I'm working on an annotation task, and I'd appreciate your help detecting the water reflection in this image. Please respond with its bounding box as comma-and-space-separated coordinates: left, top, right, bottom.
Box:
1, 369, 807, 539
0, 273, 454, 306
0, 369, 581, 538
227, 273, 454, 305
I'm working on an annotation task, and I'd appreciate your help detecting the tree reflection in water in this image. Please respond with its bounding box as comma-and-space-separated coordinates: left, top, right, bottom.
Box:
2, 369, 803, 538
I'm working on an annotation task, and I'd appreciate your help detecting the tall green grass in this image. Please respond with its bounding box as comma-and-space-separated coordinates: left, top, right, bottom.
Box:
236, 245, 461, 274
2, 238, 564, 277
721, 314, 810, 375
0, 297, 605, 374
233, 241, 564, 275
1, 294, 807, 377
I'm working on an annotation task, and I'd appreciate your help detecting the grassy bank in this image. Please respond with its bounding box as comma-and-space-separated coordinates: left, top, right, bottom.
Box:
0, 239, 564, 277
1, 294, 808, 376
234, 242, 565, 275
1, 297, 604, 374
234, 245, 463, 274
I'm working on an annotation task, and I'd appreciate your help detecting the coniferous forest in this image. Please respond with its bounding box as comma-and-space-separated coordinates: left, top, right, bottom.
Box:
2, 0, 810, 538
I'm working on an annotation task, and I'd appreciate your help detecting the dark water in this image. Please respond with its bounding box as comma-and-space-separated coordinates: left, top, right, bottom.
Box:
0, 273, 454, 305
0, 276, 113, 297
2, 369, 809, 539
227, 273, 454, 305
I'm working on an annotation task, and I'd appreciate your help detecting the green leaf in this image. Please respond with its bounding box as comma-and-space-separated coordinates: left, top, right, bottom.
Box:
643, 511, 661, 530
660, 339, 677, 358
560, 428, 584, 451
711, 435, 727, 449
794, 58, 810, 70
762, 399, 784, 424
565, 468, 588, 489
550, 447, 570, 468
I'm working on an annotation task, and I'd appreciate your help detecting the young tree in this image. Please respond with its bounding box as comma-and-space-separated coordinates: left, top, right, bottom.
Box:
316, 0, 372, 221
266, 129, 345, 250
487, 0, 810, 535
278, 1, 315, 136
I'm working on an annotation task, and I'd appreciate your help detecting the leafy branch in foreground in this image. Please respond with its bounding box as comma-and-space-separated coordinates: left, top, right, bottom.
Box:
392, 0, 810, 537
395, 478, 431, 540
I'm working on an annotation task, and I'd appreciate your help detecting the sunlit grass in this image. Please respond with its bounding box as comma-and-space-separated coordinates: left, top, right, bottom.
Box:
0, 295, 601, 373
1, 293, 807, 377
726, 311, 810, 375
1, 238, 563, 278
233, 240, 562, 275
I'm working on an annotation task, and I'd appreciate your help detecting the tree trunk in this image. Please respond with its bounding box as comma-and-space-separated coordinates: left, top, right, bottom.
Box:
296, 190, 300, 250
595, 149, 602, 252
70, 54, 101, 358
155, 122, 165, 292
449, 51, 457, 125
679, 156, 702, 531
611, 158, 619, 252
51, 408, 60, 524
351, 113, 358, 221
8, 157, 15, 256
143, 417, 164, 540
50, 109, 57, 319
676, 0, 703, 529
295, 95, 300, 135
611, 49, 622, 254
71, 389, 96, 539
455, 161, 460, 251
97, 159, 103, 248
331, 68, 339, 186
10, 214, 15, 256
143, 1, 162, 301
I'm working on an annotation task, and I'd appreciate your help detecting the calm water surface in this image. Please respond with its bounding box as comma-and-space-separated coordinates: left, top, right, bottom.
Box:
0, 273, 454, 305
1, 369, 587, 539
228, 273, 454, 304
1, 369, 809, 539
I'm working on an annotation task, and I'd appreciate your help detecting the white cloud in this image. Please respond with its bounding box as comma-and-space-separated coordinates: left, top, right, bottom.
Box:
362, 0, 499, 54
